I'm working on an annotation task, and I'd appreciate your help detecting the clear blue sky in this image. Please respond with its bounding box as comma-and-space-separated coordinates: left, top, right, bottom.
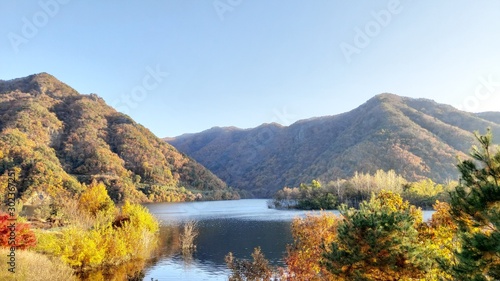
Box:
2, 1, 500, 137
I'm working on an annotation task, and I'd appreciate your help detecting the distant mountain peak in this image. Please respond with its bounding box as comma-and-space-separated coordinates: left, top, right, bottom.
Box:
0, 72, 79, 98
167, 94, 500, 196
31, 72, 57, 80
353, 93, 401, 109
0, 73, 231, 203
373, 92, 401, 100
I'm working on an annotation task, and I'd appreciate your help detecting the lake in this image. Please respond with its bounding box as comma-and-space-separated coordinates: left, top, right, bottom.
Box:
142, 199, 434, 281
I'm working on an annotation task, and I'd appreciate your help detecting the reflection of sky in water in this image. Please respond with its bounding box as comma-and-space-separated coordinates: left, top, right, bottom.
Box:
145, 254, 229, 281
143, 199, 435, 281
144, 199, 339, 223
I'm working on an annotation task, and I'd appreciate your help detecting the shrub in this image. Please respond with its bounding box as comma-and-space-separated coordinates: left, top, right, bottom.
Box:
0, 213, 36, 250
180, 220, 198, 253
36, 200, 159, 271
225, 247, 273, 281
118, 201, 159, 260
120, 200, 159, 233
78, 181, 114, 217
58, 227, 106, 269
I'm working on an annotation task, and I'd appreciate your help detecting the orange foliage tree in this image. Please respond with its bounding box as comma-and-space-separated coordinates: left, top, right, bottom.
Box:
285, 212, 340, 281
0, 213, 36, 250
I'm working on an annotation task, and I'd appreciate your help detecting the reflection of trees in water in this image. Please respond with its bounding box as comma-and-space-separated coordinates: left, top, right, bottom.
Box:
182, 250, 195, 267
78, 259, 146, 281
141, 219, 294, 280
156, 223, 198, 267
156, 224, 182, 257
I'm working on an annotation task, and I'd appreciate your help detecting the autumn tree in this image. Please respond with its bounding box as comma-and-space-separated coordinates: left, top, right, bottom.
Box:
36, 200, 159, 270
449, 129, 500, 280
420, 201, 458, 280
285, 213, 339, 281
78, 181, 114, 217
0, 213, 36, 250
403, 178, 453, 209
344, 170, 407, 205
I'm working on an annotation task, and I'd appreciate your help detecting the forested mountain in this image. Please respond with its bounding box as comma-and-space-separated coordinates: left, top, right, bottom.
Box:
0, 73, 231, 204
167, 94, 500, 197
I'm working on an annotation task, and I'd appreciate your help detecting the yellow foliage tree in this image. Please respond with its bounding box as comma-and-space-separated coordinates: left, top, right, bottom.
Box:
78, 181, 114, 217
420, 201, 459, 280
99, 224, 129, 265
117, 201, 159, 259
36, 200, 160, 271
121, 200, 159, 233
376, 190, 423, 226
36, 182, 160, 272
58, 227, 106, 269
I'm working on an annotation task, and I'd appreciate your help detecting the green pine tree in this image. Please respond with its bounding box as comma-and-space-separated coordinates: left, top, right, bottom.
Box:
450, 129, 500, 281
322, 191, 432, 281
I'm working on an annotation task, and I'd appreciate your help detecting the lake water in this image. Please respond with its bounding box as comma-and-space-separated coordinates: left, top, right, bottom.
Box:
142, 199, 434, 281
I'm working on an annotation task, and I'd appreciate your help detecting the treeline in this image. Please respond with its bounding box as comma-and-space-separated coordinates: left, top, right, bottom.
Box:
271, 169, 454, 210
228, 130, 500, 280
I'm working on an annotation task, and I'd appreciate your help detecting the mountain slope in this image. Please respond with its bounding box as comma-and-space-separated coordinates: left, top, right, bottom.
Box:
0, 73, 230, 203
167, 93, 500, 197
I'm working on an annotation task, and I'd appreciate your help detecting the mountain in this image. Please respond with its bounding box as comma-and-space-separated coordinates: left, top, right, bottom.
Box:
167, 93, 500, 197
0, 73, 232, 204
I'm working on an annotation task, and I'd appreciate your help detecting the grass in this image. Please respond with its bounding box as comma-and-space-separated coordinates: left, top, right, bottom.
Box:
0, 248, 76, 281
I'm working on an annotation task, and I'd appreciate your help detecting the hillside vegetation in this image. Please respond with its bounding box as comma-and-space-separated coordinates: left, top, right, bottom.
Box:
0, 73, 236, 204
168, 93, 500, 196
226, 130, 500, 281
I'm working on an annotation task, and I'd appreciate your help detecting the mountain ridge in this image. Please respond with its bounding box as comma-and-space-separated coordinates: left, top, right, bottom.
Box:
0, 73, 233, 204
167, 93, 500, 197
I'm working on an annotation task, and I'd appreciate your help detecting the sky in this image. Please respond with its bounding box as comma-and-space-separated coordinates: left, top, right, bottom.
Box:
1, 1, 500, 137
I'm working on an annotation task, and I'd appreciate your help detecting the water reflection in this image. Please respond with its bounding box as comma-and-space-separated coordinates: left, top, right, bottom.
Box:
142, 199, 434, 281
78, 259, 147, 281
144, 220, 291, 280
143, 199, 307, 280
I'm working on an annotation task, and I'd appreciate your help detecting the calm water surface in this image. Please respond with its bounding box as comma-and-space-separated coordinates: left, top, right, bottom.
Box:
142, 199, 434, 281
